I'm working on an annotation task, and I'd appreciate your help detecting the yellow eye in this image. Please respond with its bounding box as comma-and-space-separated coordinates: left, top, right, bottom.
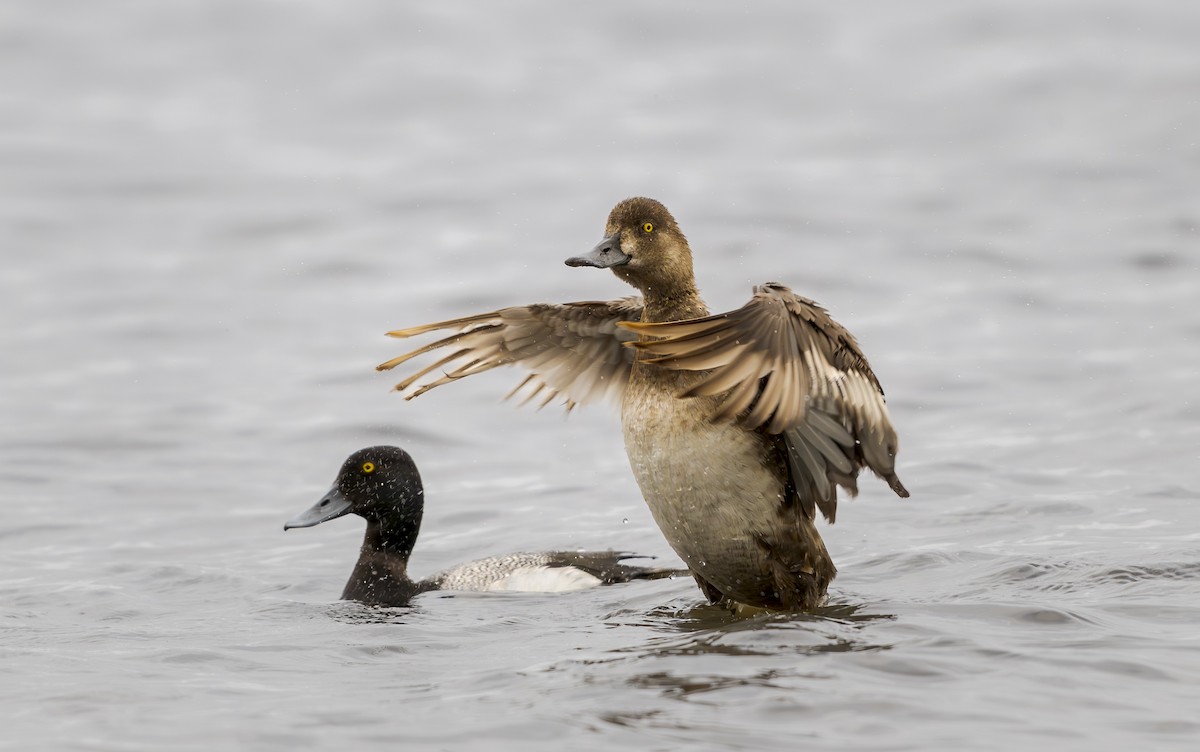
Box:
642, 222, 654, 233
361, 462, 375, 474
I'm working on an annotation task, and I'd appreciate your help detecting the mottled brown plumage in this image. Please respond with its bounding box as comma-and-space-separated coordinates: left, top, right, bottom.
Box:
378, 197, 908, 611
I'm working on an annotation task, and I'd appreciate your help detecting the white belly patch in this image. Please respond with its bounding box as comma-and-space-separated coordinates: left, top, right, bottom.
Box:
483, 566, 602, 592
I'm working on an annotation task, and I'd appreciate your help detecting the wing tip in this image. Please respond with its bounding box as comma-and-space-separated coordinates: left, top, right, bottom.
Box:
377, 352, 420, 371
384, 327, 421, 339
386, 383, 419, 401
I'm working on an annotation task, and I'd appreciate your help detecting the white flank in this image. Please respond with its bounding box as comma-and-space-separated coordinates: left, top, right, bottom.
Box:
483, 566, 602, 593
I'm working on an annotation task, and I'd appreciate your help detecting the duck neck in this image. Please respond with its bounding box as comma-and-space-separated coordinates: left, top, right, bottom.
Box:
640, 281, 708, 323
618, 240, 709, 322
364, 513, 421, 560
342, 507, 424, 604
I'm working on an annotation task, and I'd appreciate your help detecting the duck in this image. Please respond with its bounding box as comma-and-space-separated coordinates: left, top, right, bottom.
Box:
376, 197, 909, 611
284, 445, 683, 606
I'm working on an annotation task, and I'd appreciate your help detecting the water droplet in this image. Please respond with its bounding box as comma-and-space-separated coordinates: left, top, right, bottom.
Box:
621, 517, 629, 524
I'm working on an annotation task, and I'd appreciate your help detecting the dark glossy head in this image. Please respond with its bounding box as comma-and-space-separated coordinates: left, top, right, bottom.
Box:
284, 446, 425, 532
566, 197, 695, 296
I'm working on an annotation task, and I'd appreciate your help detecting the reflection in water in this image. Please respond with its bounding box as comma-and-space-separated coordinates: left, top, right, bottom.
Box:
597, 708, 666, 729
618, 598, 894, 631
626, 669, 794, 699
570, 600, 897, 700
326, 601, 422, 626
636, 599, 894, 634
577, 602, 899, 710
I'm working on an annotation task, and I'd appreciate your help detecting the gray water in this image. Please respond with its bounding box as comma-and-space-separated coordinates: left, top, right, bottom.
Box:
3, 1, 1199, 749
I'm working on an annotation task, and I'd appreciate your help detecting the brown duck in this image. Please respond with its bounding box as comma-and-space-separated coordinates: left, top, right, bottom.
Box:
378, 197, 908, 611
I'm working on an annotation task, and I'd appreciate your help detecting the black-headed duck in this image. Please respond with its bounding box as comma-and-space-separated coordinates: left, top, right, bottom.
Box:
377, 197, 908, 611
285, 446, 682, 606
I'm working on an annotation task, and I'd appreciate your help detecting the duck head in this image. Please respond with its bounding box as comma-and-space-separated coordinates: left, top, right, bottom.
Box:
284, 446, 425, 538
566, 197, 698, 302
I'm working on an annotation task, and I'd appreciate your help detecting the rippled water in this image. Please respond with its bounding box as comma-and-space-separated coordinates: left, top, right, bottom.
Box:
3, 1, 1199, 749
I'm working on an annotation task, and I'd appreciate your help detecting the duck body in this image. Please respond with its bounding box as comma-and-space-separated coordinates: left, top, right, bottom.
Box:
621, 364, 829, 608
378, 197, 908, 611
285, 446, 683, 607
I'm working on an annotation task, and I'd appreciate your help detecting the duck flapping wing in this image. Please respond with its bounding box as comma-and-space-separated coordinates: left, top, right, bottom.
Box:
378, 297, 644, 410
620, 282, 908, 520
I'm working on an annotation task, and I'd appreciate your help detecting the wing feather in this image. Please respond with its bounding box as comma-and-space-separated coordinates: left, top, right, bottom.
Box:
621, 282, 908, 521
379, 297, 644, 409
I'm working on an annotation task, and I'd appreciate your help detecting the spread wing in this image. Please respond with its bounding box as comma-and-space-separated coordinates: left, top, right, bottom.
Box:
377, 297, 644, 410
621, 282, 907, 517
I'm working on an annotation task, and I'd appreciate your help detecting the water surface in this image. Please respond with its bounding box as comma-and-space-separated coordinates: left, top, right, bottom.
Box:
2, 1, 1199, 750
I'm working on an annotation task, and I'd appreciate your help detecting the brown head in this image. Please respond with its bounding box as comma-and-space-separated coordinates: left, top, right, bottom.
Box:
566, 197, 699, 304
